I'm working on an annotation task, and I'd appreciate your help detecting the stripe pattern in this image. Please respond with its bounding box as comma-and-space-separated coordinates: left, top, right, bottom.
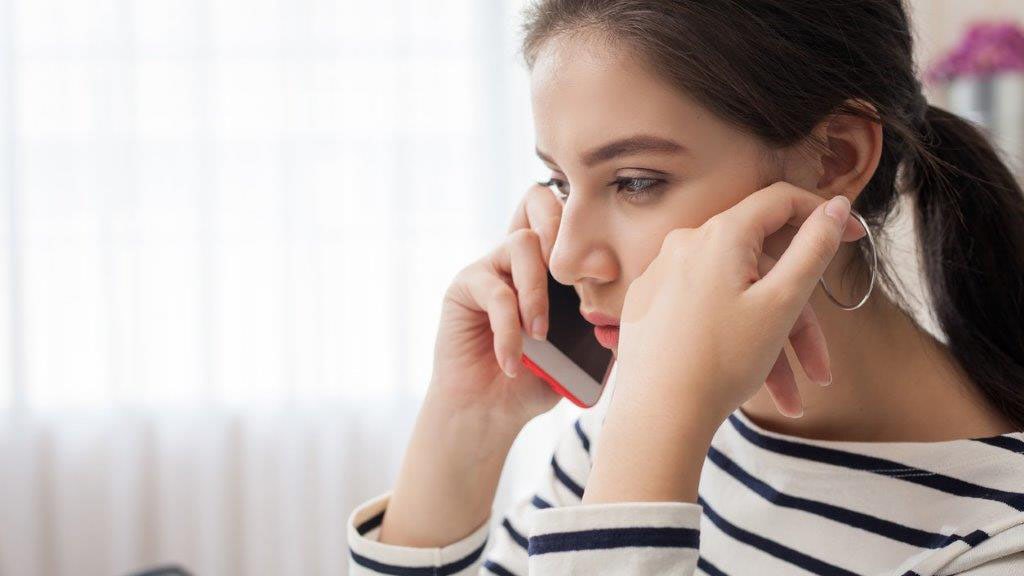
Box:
529, 526, 699, 555
348, 404, 1024, 575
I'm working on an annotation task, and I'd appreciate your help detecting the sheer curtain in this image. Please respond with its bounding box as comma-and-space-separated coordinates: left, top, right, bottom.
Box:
0, 1, 582, 574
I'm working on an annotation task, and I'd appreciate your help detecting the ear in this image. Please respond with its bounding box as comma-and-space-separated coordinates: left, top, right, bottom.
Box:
808, 99, 884, 203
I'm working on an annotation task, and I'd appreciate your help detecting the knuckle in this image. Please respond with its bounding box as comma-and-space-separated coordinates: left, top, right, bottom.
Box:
703, 213, 735, 237
450, 264, 474, 290
698, 218, 729, 246
661, 228, 688, 250
491, 285, 516, 307
764, 180, 795, 195
518, 283, 547, 310
443, 279, 464, 304
662, 228, 697, 261
508, 227, 540, 247
445, 269, 475, 304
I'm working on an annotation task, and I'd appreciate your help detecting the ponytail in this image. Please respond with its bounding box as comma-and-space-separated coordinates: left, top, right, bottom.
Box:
902, 103, 1024, 427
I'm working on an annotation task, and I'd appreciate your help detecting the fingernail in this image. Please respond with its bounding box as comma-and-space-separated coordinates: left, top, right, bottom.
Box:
503, 357, 520, 378
822, 367, 833, 387
825, 195, 851, 224
532, 316, 547, 340
855, 220, 868, 240
791, 406, 804, 419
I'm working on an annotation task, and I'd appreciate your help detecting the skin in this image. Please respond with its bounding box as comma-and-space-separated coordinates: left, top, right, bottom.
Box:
376, 31, 1018, 548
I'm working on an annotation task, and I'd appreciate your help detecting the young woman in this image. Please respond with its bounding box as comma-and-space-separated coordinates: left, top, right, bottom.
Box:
348, 1, 1024, 574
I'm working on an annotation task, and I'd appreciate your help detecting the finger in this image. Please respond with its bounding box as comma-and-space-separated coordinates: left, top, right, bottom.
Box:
764, 346, 805, 418
841, 217, 867, 242
508, 197, 528, 234
460, 266, 525, 378
757, 253, 831, 386
748, 193, 852, 312
507, 183, 563, 264
525, 185, 563, 265
493, 229, 549, 340
726, 181, 866, 248
788, 301, 831, 386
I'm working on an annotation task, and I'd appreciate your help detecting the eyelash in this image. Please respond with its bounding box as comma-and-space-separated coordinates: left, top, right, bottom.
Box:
539, 176, 664, 204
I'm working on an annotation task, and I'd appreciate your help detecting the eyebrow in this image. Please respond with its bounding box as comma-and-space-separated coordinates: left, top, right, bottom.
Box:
535, 134, 687, 169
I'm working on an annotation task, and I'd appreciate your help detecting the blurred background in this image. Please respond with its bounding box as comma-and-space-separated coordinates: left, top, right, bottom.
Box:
0, 1, 1021, 575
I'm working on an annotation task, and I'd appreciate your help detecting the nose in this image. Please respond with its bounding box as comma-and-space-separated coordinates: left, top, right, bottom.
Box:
547, 195, 618, 288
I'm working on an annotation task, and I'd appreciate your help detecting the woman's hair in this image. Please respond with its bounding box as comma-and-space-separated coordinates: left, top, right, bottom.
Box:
520, 0, 1024, 428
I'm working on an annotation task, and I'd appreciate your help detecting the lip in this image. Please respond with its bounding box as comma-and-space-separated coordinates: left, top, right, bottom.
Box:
581, 309, 620, 327
593, 325, 619, 349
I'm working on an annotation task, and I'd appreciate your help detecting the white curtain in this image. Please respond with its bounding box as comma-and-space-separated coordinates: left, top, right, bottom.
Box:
0, 1, 582, 574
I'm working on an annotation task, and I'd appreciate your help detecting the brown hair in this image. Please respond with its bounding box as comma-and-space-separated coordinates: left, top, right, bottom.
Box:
520, 0, 1024, 427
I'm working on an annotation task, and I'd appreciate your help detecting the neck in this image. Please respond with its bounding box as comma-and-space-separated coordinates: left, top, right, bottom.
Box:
741, 271, 1016, 442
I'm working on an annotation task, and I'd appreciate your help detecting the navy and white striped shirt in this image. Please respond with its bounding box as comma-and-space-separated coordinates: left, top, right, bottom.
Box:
347, 373, 1024, 575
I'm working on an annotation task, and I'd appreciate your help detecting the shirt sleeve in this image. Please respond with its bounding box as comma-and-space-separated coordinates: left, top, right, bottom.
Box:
347, 490, 491, 575
347, 403, 704, 575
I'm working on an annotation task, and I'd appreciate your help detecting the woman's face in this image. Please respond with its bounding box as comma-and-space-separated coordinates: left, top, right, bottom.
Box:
531, 34, 813, 353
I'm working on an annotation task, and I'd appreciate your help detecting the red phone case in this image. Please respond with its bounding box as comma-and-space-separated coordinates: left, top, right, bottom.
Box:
519, 353, 590, 408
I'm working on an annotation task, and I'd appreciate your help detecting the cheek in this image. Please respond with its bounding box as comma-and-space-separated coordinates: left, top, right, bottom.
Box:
619, 224, 674, 283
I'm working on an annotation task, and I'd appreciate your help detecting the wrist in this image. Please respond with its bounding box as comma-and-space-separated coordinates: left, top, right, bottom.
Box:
612, 357, 735, 427
421, 385, 525, 465
380, 388, 520, 547
582, 390, 721, 505
422, 382, 529, 452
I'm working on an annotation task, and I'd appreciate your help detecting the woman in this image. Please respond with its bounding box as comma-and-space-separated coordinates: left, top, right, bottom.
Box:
348, 0, 1024, 574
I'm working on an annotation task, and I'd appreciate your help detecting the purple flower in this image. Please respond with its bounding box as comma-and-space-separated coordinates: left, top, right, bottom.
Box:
924, 21, 1024, 85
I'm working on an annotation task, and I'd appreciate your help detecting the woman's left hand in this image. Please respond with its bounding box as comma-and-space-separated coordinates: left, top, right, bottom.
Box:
583, 181, 866, 505
616, 180, 866, 421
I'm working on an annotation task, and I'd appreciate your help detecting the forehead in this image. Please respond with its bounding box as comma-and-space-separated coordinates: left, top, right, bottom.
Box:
530, 33, 738, 164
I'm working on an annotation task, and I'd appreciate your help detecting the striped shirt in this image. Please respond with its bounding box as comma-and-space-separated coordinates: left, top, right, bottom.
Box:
347, 374, 1024, 575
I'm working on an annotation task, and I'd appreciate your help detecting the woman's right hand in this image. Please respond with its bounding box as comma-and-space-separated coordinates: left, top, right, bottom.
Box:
429, 182, 567, 432
378, 183, 569, 548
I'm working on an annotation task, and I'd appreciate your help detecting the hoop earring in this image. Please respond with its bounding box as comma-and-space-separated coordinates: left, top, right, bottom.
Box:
818, 208, 877, 311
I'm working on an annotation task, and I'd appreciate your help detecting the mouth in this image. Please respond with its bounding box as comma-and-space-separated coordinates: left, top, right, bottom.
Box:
581, 309, 620, 349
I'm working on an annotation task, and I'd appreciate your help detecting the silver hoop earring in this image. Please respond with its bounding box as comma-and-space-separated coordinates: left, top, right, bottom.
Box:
818, 208, 877, 311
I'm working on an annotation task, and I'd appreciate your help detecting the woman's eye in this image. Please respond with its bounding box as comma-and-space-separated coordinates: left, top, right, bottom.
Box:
538, 176, 663, 204
540, 178, 569, 200
615, 177, 664, 203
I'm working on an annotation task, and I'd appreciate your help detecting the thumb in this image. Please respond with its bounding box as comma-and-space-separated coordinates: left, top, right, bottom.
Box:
755, 194, 851, 308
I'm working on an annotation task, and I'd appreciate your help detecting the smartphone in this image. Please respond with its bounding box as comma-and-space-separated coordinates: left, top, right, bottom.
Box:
519, 269, 615, 408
